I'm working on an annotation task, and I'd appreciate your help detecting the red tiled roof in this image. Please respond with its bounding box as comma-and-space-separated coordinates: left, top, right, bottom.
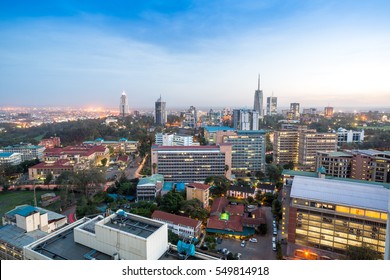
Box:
242, 208, 266, 226
207, 215, 243, 232
187, 182, 210, 190
152, 210, 201, 228
30, 159, 73, 169
117, 155, 129, 162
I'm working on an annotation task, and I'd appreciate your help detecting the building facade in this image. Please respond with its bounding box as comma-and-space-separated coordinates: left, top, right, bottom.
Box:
350, 150, 390, 183
0, 152, 22, 166
3, 144, 45, 161
151, 144, 232, 182
315, 151, 352, 178
220, 130, 266, 175
155, 96, 167, 126
266, 96, 277, 116
186, 182, 211, 208
253, 75, 263, 117
282, 175, 389, 260
152, 210, 202, 238
232, 109, 259, 130
136, 174, 164, 201
119, 91, 129, 118
336, 128, 365, 147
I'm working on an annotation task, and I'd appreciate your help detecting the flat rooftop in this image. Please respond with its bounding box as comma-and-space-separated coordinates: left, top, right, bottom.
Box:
291, 176, 389, 212
107, 213, 163, 239
31, 223, 111, 260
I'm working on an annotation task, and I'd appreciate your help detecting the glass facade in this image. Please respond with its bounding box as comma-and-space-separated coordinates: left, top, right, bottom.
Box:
292, 199, 386, 256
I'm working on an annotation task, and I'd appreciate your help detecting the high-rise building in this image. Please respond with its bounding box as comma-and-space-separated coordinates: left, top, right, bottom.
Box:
266, 96, 277, 116
350, 150, 390, 183
273, 125, 337, 171
119, 91, 129, 118
232, 109, 259, 130
181, 106, 197, 128
315, 151, 352, 178
324, 107, 334, 118
155, 96, 167, 126
219, 130, 266, 175
253, 75, 263, 117
151, 144, 232, 182
289, 103, 300, 119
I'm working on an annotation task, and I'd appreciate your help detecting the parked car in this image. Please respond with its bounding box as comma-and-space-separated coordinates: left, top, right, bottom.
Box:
236, 253, 242, 259
272, 236, 276, 243
241, 240, 246, 247
249, 238, 258, 243
272, 243, 277, 251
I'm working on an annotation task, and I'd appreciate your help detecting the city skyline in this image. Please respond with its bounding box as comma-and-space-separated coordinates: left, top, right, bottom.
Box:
1, 1, 389, 108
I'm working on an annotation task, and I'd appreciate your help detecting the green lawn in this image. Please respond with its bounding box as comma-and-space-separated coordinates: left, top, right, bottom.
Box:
358, 125, 390, 131
0, 190, 61, 224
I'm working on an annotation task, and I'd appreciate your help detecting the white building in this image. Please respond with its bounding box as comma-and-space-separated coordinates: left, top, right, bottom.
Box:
0, 152, 22, 166
155, 133, 195, 146
24, 210, 168, 260
3, 144, 45, 161
233, 109, 259, 130
336, 127, 365, 146
3, 205, 67, 234
152, 210, 202, 238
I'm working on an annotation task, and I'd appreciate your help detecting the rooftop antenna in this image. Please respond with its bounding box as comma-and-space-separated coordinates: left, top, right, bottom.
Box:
258, 74, 260, 90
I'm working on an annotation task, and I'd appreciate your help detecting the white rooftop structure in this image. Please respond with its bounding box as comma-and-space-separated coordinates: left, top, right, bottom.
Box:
291, 176, 389, 212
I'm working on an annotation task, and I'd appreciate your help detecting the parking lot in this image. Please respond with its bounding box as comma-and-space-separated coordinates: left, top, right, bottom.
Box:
215, 206, 277, 260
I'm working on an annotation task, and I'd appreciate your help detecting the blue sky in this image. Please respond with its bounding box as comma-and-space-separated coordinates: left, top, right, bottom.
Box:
0, 0, 389, 110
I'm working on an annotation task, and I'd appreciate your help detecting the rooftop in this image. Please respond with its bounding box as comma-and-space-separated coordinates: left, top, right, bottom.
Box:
152, 210, 201, 228
187, 182, 210, 190
138, 174, 164, 186
5, 205, 66, 222
203, 126, 235, 132
290, 176, 389, 212
0, 224, 47, 249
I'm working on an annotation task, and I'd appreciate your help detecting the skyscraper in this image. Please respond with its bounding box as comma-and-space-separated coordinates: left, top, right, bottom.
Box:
232, 109, 259, 130
266, 95, 277, 116
290, 103, 300, 119
155, 96, 167, 126
119, 91, 129, 118
253, 75, 263, 117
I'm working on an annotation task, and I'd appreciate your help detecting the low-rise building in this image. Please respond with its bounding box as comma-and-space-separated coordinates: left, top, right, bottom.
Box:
186, 182, 210, 208
28, 159, 75, 180
3, 143, 45, 161
0, 152, 22, 166
227, 185, 256, 199
136, 174, 164, 201
152, 210, 202, 238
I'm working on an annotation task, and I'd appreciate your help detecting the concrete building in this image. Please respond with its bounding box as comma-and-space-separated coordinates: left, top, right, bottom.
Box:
155, 133, 196, 146
289, 103, 300, 120
3, 143, 45, 161
151, 144, 232, 182
253, 75, 263, 117
119, 91, 129, 118
39, 136, 61, 149
274, 126, 337, 171
232, 109, 259, 130
266, 96, 277, 116
219, 130, 266, 175
324, 107, 334, 118
152, 210, 202, 238
315, 151, 352, 178
136, 174, 164, 201
186, 182, 211, 208
227, 185, 256, 199
3, 205, 67, 234
0, 205, 67, 260
336, 127, 365, 147
203, 126, 235, 145
28, 159, 75, 180
282, 174, 390, 260
155, 96, 167, 126
24, 210, 169, 260
181, 105, 198, 128
83, 138, 139, 154
350, 150, 390, 183
0, 152, 22, 166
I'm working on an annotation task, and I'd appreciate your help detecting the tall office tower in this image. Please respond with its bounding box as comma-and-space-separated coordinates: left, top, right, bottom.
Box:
232, 109, 259, 130
266, 96, 278, 116
219, 130, 266, 175
324, 106, 334, 118
181, 106, 197, 128
253, 75, 263, 117
290, 103, 300, 119
273, 125, 337, 171
155, 96, 167, 126
119, 91, 129, 118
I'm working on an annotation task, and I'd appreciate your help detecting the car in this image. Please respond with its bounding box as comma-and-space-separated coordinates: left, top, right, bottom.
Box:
241, 240, 246, 247
249, 238, 258, 243
273, 229, 277, 235
236, 253, 242, 259
272, 243, 277, 251
272, 236, 276, 243
221, 248, 228, 254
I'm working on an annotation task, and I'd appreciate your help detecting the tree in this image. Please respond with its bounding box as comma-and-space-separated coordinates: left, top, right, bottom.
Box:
44, 172, 53, 185
168, 230, 180, 245
224, 164, 229, 175
152, 163, 157, 174
206, 176, 230, 196
159, 191, 184, 214
266, 164, 283, 183
344, 245, 382, 260
180, 199, 208, 221
282, 161, 294, 170
101, 158, 108, 167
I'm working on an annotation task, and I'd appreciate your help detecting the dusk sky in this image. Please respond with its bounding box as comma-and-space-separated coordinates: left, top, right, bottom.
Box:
0, 1, 389, 110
